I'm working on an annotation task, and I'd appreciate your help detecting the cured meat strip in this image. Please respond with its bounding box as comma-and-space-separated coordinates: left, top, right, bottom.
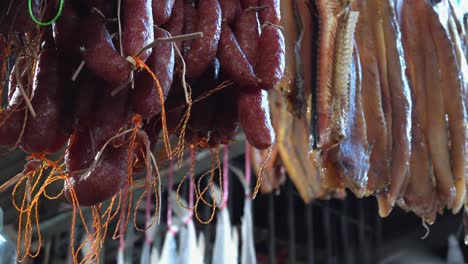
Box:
395, 0, 439, 222
328, 43, 369, 198
352, 0, 390, 196
369, 0, 411, 216
428, 4, 468, 213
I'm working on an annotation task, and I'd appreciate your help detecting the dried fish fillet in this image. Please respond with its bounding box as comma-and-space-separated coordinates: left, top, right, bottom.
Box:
327, 43, 370, 198
368, 0, 412, 217
400, 117, 439, 225
395, 0, 439, 223
352, 0, 391, 196
417, 2, 456, 211
428, 3, 468, 213
330, 11, 360, 143
314, 0, 344, 150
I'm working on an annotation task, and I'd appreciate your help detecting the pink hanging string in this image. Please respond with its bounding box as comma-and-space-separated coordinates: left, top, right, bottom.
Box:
245, 141, 251, 198
189, 148, 195, 216
167, 158, 176, 235
221, 144, 229, 210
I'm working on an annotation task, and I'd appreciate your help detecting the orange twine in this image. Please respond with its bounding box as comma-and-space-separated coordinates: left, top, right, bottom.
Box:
131, 56, 172, 159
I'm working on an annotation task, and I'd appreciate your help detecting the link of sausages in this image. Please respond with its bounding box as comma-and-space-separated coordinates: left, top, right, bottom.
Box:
132, 27, 175, 119
218, 22, 259, 88
165, 0, 185, 51
123, 0, 154, 61
20, 49, 69, 154
153, 0, 176, 26
0, 61, 28, 147
183, 1, 199, 55
219, 0, 240, 24
258, 0, 281, 25
53, 1, 81, 58
65, 130, 129, 206
184, 0, 222, 78
234, 9, 260, 67
81, 13, 132, 84
255, 24, 285, 91
238, 89, 275, 149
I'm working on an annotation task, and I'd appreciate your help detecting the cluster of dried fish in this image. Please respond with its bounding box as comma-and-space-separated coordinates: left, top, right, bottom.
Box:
253, 0, 468, 226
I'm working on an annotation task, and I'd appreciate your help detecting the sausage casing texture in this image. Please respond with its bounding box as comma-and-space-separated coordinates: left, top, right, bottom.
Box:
183, 1, 199, 55
218, 23, 259, 88
219, 0, 239, 25
73, 70, 100, 125
20, 49, 69, 154
238, 90, 275, 149
256, 25, 285, 91
0, 62, 28, 147
132, 28, 175, 119
165, 0, 184, 51
123, 0, 154, 61
65, 129, 129, 206
91, 90, 131, 149
258, 0, 281, 25
81, 13, 132, 84
240, 0, 258, 9
153, 0, 176, 26
234, 10, 260, 67
184, 0, 222, 78
53, 1, 81, 58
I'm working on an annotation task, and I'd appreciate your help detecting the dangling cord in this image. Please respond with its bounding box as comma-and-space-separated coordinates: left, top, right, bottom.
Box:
167, 159, 176, 235
145, 180, 152, 245
118, 205, 126, 264
245, 141, 251, 197
221, 145, 229, 210
185, 148, 195, 225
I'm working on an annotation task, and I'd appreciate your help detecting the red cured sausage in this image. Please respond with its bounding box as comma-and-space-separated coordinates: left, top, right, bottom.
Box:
218, 23, 259, 88
255, 25, 285, 91
53, 1, 81, 58
153, 0, 176, 26
0, 0, 39, 34
20, 49, 69, 154
240, 0, 258, 9
64, 129, 129, 206
183, 1, 199, 55
132, 28, 175, 119
73, 70, 100, 125
238, 90, 275, 149
91, 89, 131, 149
123, 0, 154, 61
81, 13, 132, 84
165, 0, 184, 51
184, 0, 222, 78
258, 0, 280, 25
0, 61, 28, 147
64, 89, 131, 206
234, 10, 260, 67
79, 0, 115, 16
219, 0, 239, 24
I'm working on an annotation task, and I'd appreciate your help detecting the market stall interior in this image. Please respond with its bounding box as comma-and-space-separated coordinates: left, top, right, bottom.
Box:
0, 0, 467, 263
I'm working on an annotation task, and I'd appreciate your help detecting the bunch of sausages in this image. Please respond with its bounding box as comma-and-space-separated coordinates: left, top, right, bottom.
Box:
0, 0, 285, 206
